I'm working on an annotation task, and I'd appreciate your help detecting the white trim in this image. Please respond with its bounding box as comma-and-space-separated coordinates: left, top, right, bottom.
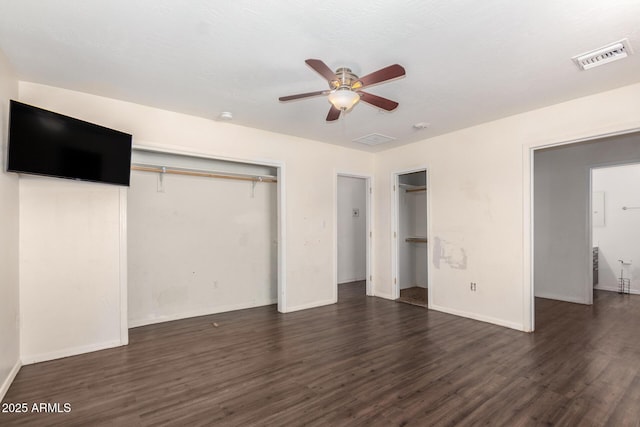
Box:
368, 175, 374, 296
391, 172, 398, 299
335, 172, 374, 299
119, 188, 128, 345
425, 169, 433, 309
286, 298, 336, 313
129, 299, 278, 328
21, 340, 124, 365
374, 292, 395, 301
277, 164, 287, 313
0, 360, 21, 402
523, 144, 535, 332
587, 170, 594, 305
338, 276, 368, 283
430, 304, 525, 331
525, 126, 640, 332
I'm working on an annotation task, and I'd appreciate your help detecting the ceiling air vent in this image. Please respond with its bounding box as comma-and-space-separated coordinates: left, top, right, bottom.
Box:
572, 39, 632, 70
353, 133, 396, 146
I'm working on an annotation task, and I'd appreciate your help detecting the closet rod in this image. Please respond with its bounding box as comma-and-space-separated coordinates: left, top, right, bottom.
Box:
131, 165, 277, 183
406, 187, 426, 193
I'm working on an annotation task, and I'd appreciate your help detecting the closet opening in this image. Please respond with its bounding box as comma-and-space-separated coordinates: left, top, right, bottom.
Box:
127, 148, 281, 327
393, 169, 428, 307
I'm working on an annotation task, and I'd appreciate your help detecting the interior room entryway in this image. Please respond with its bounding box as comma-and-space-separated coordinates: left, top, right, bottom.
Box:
591, 163, 640, 296
393, 169, 428, 307
336, 175, 370, 299
531, 131, 640, 330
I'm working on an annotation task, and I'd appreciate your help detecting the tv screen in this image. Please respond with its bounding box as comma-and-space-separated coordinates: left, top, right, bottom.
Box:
7, 100, 132, 186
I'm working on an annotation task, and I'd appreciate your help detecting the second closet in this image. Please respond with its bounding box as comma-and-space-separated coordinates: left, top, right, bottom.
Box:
397, 170, 428, 307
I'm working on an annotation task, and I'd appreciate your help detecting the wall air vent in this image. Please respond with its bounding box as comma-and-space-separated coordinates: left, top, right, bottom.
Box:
353, 133, 396, 146
572, 39, 632, 70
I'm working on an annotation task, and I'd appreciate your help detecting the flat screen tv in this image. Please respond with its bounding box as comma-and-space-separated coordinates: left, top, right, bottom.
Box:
7, 100, 132, 186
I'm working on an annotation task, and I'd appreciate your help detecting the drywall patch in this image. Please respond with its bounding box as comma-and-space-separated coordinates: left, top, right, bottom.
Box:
433, 236, 467, 270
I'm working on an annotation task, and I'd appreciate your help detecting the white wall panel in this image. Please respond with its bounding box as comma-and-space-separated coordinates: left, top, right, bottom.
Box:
19, 177, 123, 363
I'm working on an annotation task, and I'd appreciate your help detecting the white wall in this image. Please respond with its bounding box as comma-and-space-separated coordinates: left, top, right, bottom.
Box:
128, 169, 277, 327
14, 78, 640, 342
534, 134, 640, 303
0, 50, 20, 400
18, 81, 374, 325
337, 176, 366, 284
19, 177, 125, 363
375, 128, 524, 328
592, 163, 640, 294
374, 82, 640, 331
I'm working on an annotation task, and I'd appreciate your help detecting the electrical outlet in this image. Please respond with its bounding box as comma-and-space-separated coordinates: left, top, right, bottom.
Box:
470, 282, 477, 291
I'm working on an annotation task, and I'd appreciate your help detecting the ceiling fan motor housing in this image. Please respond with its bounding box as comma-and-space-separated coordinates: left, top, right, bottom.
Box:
331, 67, 362, 90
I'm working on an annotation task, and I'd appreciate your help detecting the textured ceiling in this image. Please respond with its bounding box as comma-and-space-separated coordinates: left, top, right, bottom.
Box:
1, 0, 639, 152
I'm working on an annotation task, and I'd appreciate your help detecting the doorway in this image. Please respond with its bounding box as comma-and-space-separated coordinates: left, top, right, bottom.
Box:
393, 169, 428, 307
591, 163, 640, 295
531, 131, 640, 329
336, 174, 371, 299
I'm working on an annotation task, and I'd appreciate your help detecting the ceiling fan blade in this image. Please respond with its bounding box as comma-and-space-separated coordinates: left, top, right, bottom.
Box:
279, 90, 329, 102
358, 91, 399, 111
305, 59, 338, 83
356, 64, 405, 88
326, 105, 341, 121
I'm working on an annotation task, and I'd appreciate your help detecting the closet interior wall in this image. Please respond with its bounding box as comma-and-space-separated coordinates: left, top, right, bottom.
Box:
398, 171, 427, 291
127, 150, 277, 327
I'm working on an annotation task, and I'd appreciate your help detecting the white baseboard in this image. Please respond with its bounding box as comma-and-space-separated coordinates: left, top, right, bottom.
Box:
429, 303, 525, 332
338, 277, 366, 284
373, 292, 395, 300
285, 298, 336, 313
595, 285, 640, 295
534, 292, 588, 305
0, 360, 21, 402
21, 339, 124, 366
128, 298, 278, 328
372, 293, 524, 331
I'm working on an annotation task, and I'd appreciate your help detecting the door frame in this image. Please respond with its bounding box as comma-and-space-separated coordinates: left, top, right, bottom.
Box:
391, 166, 430, 304
334, 172, 373, 299
525, 128, 640, 332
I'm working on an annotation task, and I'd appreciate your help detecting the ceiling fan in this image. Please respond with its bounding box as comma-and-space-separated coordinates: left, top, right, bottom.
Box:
279, 59, 406, 121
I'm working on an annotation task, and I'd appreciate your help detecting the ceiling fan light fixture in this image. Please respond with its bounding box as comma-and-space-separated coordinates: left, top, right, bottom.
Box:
328, 88, 360, 110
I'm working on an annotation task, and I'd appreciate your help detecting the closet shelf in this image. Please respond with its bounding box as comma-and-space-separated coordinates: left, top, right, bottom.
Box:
398, 183, 426, 193
405, 237, 428, 243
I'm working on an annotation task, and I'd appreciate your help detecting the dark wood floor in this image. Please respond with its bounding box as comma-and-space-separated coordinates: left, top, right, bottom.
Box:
398, 286, 427, 307
2, 283, 640, 426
